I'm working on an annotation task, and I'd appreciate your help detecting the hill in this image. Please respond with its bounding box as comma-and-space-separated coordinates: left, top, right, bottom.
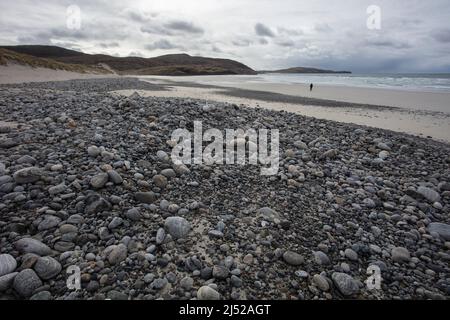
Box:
0, 48, 111, 74
0, 45, 257, 76
259, 67, 351, 74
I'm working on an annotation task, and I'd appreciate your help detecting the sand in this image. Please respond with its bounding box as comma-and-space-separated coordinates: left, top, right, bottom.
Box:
0, 63, 115, 84
114, 83, 450, 143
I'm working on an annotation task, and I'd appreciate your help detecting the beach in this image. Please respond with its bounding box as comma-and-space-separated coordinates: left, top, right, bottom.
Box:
110, 74, 450, 143
1, 77, 450, 300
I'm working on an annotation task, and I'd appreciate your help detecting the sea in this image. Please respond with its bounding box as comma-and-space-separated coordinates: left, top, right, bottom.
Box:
249, 73, 450, 93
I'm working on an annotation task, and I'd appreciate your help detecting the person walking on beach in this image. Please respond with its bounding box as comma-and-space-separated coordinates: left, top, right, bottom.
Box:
310, 83, 314, 91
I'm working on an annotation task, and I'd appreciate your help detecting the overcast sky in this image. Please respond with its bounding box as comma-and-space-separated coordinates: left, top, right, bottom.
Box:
1, 0, 450, 72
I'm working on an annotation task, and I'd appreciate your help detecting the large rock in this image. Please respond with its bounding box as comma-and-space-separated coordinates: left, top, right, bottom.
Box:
197, 285, 220, 300
90, 172, 109, 189
108, 244, 128, 265
258, 207, 280, 223
391, 247, 411, 263
282, 251, 304, 266
13, 167, 42, 184
164, 216, 191, 239
34, 256, 62, 280
135, 191, 156, 204
37, 215, 61, 231
0, 272, 18, 291
15, 238, 52, 256
13, 269, 43, 297
0, 254, 17, 277
331, 272, 359, 297
417, 186, 440, 203
428, 223, 450, 241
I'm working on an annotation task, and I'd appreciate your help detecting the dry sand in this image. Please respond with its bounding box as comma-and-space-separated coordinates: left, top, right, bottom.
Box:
0, 63, 115, 84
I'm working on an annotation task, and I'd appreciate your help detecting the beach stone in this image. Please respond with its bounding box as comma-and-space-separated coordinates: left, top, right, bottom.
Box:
161, 168, 176, 178
314, 251, 330, 265
108, 244, 127, 265
153, 174, 167, 188
313, 274, 330, 291
197, 285, 220, 300
15, 238, 52, 256
283, 251, 304, 266
331, 272, 359, 297
124, 207, 142, 221
391, 247, 411, 263
34, 256, 62, 280
30, 291, 52, 300
13, 269, 43, 297
48, 183, 67, 196
344, 248, 358, 261
13, 167, 42, 183
108, 217, 123, 229
258, 207, 280, 222
212, 265, 229, 279
107, 170, 123, 184
0, 254, 17, 277
0, 272, 18, 291
428, 223, 450, 240
135, 191, 156, 204
180, 276, 194, 290
87, 145, 100, 157
156, 228, 166, 244
90, 172, 109, 189
417, 186, 440, 203
164, 216, 191, 239
38, 215, 61, 231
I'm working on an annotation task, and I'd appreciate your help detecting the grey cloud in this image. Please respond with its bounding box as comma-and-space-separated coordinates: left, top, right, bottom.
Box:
255, 23, 275, 37
315, 23, 332, 33
164, 20, 204, 34
432, 29, 450, 43
277, 27, 303, 36
366, 39, 412, 49
99, 42, 120, 48
232, 39, 252, 47
276, 39, 295, 47
145, 39, 180, 50
259, 38, 268, 45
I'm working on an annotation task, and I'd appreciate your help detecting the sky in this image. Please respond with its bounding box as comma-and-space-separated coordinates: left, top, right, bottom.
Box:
1, 0, 450, 73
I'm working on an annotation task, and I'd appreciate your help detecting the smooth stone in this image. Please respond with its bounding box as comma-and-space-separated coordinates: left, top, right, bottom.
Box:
417, 186, 440, 203
124, 207, 142, 221
48, 183, 67, 196
108, 217, 123, 229
0, 254, 17, 277
107, 170, 123, 184
391, 247, 411, 263
34, 256, 62, 280
153, 174, 167, 188
15, 238, 52, 256
13, 167, 42, 184
108, 244, 127, 265
90, 172, 109, 189
428, 222, 450, 241
180, 276, 194, 290
164, 216, 191, 239
161, 168, 176, 178
38, 215, 61, 231
331, 272, 359, 297
156, 228, 166, 245
197, 285, 220, 300
258, 207, 280, 222
344, 248, 358, 261
30, 290, 52, 300
87, 145, 100, 157
314, 251, 330, 265
212, 265, 229, 280
313, 274, 330, 291
13, 269, 43, 297
0, 272, 18, 291
283, 251, 304, 266
135, 192, 156, 204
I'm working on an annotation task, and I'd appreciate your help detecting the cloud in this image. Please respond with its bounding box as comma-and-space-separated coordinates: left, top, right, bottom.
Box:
164, 20, 204, 34
432, 29, 450, 43
315, 23, 332, 33
276, 39, 295, 47
366, 38, 412, 49
145, 39, 180, 50
232, 38, 252, 47
277, 27, 303, 36
255, 23, 275, 37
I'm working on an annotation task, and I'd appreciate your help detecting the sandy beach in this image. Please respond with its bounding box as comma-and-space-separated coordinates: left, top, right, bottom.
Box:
110, 75, 450, 143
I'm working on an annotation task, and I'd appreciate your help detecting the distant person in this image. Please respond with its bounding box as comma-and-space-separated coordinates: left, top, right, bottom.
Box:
310, 83, 314, 91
